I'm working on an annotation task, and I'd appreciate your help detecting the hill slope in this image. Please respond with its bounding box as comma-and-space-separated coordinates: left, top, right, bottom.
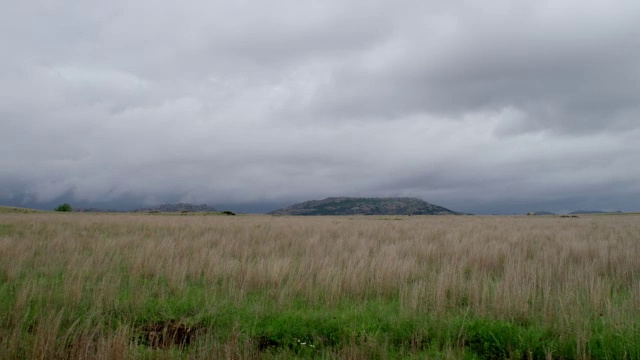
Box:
269, 197, 460, 216
531, 211, 556, 215
0, 206, 45, 214
132, 203, 217, 213
570, 210, 623, 215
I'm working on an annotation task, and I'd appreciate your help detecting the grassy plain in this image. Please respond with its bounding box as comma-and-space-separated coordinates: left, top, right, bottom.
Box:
1, 213, 639, 359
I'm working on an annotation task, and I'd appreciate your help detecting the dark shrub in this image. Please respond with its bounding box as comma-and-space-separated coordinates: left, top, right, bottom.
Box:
54, 203, 72, 212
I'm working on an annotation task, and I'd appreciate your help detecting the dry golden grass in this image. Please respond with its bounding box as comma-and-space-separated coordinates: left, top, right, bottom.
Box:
1, 212, 639, 358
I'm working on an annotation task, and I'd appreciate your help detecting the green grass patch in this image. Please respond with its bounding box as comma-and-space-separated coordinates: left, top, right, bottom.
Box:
462, 318, 562, 359
4, 272, 640, 358
0, 223, 15, 237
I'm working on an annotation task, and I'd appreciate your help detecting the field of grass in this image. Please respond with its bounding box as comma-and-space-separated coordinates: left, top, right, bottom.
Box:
1, 213, 639, 359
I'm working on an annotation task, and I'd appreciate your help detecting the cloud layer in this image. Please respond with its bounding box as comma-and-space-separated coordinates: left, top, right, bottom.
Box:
2, 0, 640, 213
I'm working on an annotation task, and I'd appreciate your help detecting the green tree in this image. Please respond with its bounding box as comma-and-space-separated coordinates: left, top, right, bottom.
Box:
54, 203, 72, 212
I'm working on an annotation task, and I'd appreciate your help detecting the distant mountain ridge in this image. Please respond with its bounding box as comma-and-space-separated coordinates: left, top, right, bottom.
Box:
530, 211, 556, 215
269, 197, 460, 215
132, 203, 217, 213
74, 208, 119, 213
569, 210, 623, 215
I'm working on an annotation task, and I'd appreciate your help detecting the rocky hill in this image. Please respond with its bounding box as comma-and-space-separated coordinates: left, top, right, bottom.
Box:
530, 211, 556, 215
74, 207, 119, 213
569, 210, 623, 215
132, 203, 217, 213
269, 197, 460, 216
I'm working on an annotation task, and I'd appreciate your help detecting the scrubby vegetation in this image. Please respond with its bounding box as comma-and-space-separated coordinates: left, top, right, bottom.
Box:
0, 213, 639, 358
54, 203, 72, 212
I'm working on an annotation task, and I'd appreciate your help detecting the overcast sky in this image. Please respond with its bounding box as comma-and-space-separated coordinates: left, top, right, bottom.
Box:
2, 0, 640, 214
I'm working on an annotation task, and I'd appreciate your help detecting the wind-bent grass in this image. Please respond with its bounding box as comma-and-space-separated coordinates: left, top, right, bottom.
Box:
1, 213, 640, 358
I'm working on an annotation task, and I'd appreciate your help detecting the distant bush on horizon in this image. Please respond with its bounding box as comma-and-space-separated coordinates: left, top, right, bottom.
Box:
54, 203, 72, 212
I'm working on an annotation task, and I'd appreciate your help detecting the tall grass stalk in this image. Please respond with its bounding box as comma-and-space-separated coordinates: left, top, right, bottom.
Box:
1, 213, 639, 358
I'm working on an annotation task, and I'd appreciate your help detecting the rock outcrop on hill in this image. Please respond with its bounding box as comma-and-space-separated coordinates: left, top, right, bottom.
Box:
569, 210, 623, 215
269, 197, 460, 215
529, 211, 556, 215
132, 203, 217, 213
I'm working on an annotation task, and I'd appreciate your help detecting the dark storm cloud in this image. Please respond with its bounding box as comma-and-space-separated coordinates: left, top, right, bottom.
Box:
1, 0, 639, 214
312, 1, 640, 133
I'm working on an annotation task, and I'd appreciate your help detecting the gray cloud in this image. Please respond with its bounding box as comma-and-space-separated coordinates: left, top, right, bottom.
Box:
312, 1, 640, 131
1, 0, 640, 214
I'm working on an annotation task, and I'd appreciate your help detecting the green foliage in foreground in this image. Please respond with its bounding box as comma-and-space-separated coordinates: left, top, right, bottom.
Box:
3, 214, 640, 359
3, 273, 640, 359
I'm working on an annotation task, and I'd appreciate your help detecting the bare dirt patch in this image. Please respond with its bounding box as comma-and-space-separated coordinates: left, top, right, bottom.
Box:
138, 320, 206, 348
